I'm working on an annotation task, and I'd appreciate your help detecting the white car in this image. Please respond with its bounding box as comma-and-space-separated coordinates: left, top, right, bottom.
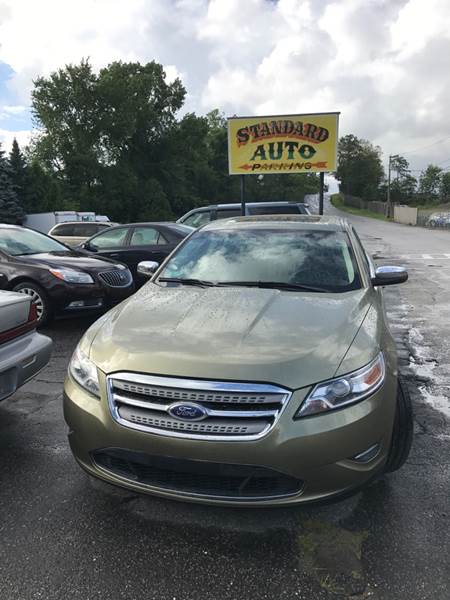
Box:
0, 291, 52, 402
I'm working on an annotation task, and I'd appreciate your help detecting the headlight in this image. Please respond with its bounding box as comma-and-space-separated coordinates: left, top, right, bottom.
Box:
295, 353, 385, 418
49, 267, 94, 284
69, 346, 100, 397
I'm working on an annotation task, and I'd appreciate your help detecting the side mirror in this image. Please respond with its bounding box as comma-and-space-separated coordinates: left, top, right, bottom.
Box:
80, 241, 95, 252
137, 261, 159, 279
371, 266, 408, 287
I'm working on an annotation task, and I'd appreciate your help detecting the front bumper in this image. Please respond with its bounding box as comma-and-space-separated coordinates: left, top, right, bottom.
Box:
63, 369, 397, 506
45, 278, 134, 316
0, 331, 52, 402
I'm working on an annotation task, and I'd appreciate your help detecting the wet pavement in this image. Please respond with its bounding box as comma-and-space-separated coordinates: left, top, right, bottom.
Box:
0, 205, 449, 600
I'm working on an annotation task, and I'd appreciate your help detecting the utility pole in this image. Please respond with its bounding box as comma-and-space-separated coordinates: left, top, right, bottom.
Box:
387, 154, 399, 218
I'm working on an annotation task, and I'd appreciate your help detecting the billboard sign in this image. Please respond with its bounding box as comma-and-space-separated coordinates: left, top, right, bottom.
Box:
227, 112, 339, 175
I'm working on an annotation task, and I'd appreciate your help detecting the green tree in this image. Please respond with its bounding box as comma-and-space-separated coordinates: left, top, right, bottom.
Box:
8, 138, 30, 208
337, 134, 384, 201
26, 161, 64, 213
389, 155, 417, 204
31, 59, 186, 216
439, 171, 450, 202
0, 142, 25, 223
418, 164, 443, 203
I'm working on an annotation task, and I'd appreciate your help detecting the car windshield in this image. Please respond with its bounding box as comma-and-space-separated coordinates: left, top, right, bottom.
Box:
158, 228, 361, 292
0, 227, 69, 256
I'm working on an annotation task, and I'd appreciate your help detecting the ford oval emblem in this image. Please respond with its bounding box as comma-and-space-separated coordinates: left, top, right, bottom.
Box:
168, 402, 208, 421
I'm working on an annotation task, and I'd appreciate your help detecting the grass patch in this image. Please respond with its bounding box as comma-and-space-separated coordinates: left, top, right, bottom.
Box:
330, 194, 388, 221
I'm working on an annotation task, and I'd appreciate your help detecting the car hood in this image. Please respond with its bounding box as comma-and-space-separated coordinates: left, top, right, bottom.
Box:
17, 251, 121, 272
89, 283, 374, 390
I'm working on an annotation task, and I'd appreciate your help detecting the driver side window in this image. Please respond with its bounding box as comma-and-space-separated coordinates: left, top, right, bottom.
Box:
91, 227, 128, 249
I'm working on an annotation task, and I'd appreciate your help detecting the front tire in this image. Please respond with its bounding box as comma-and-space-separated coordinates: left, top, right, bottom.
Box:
385, 379, 413, 473
12, 281, 52, 326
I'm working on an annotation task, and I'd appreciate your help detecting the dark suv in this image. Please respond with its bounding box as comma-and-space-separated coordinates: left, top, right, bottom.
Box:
0, 225, 134, 324
177, 202, 311, 228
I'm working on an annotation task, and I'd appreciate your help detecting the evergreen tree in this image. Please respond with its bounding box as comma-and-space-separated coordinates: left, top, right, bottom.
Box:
0, 142, 25, 223
9, 138, 30, 211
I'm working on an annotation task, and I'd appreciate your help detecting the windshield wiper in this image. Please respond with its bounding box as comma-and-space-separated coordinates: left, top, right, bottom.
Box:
158, 277, 217, 287
216, 281, 329, 293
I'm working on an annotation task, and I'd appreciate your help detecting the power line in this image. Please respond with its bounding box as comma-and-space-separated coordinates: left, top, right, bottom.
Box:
396, 135, 450, 156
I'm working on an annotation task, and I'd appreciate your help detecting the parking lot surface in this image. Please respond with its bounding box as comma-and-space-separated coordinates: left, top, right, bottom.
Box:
1, 205, 449, 600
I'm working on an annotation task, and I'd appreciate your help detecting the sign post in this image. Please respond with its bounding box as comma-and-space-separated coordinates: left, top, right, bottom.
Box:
319, 172, 325, 215
227, 112, 339, 215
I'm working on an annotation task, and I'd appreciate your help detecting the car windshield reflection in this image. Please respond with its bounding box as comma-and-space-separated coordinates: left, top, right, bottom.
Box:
159, 228, 362, 293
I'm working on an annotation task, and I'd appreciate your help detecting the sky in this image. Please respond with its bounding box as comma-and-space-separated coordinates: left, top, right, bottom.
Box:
1, 0, 450, 176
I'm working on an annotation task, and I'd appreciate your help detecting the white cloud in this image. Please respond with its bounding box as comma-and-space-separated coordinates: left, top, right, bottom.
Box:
0, 128, 32, 150
0, 0, 449, 170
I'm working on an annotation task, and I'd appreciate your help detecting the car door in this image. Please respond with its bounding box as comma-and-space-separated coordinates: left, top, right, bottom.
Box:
86, 227, 131, 264
126, 226, 174, 279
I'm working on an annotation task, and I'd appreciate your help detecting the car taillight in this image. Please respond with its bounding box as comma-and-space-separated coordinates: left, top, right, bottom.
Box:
0, 301, 38, 345
28, 301, 38, 325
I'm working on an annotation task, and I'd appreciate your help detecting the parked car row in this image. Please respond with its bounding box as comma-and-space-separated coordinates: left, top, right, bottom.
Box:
0, 222, 193, 325
1, 202, 312, 325
2, 206, 413, 509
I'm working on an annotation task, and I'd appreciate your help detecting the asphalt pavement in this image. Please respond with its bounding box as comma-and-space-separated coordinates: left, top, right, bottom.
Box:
0, 204, 449, 600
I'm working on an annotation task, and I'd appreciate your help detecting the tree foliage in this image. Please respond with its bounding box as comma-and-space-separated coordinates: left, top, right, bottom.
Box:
25, 60, 318, 222
0, 143, 25, 223
418, 164, 443, 202
337, 134, 384, 201
389, 155, 417, 204
440, 171, 450, 202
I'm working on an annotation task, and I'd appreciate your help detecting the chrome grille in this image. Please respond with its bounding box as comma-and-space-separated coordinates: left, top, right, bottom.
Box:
98, 269, 132, 287
107, 373, 291, 440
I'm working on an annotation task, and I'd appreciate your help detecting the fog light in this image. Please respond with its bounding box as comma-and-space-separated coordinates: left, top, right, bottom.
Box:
67, 299, 103, 309
351, 443, 380, 463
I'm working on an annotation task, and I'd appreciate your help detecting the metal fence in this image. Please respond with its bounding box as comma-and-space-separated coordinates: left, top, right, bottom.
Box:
417, 211, 450, 229
342, 195, 387, 215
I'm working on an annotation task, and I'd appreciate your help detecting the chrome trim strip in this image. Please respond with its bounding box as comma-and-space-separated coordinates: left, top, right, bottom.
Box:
110, 372, 288, 394
113, 392, 278, 418
107, 373, 291, 442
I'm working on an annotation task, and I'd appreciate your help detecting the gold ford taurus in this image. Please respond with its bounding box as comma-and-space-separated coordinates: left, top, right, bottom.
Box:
64, 215, 413, 506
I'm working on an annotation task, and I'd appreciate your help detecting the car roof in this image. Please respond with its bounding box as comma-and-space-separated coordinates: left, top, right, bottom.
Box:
191, 201, 307, 211
50, 221, 111, 227
117, 222, 190, 227
94, 222, 191, 229
201, 214, 350, 232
